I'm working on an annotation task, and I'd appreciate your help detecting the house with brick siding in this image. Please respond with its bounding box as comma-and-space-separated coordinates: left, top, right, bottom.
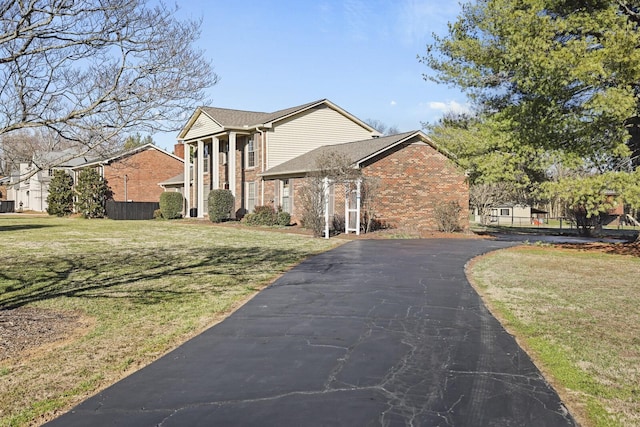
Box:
72, 144, 184, 203
177, 99, 469, 232
261, 131, 469, 232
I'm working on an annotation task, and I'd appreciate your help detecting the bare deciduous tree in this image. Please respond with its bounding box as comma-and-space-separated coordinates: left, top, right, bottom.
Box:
365, 118, 400, 136
299, 151, 360, 237
0, 0, 217, 174
299, 151, 382, 237
470, 182, 516, 225
360, 176, 380, 233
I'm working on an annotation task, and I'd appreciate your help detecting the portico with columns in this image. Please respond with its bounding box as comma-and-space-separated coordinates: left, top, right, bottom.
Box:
181, 129, 263, 219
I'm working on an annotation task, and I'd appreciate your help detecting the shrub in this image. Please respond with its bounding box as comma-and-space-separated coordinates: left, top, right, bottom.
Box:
75, 168, 110, 218
244, 205, 277, 226
46, 170, 74, 216
331, 214, 345, 232
153, 209, 163, 220
276, 210, 291, 226
208, 189, 234, 223
434, 201, 462, 232
159, 192, 183, 219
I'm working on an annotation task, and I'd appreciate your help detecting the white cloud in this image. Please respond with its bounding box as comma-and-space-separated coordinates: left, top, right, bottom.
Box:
427, 100, 471, 115
390, 100, 397, 106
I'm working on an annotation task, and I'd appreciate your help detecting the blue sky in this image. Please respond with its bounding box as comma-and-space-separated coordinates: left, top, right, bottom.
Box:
154, 0, 468, 151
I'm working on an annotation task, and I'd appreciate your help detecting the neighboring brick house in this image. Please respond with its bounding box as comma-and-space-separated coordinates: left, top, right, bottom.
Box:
177, 99, 469, 232
72, 144, 183, 202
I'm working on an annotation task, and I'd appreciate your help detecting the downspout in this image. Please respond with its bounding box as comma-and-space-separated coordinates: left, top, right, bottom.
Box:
255, 125, 266, 205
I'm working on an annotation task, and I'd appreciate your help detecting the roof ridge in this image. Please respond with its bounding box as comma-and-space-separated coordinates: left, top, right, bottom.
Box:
202, 106, 268, 115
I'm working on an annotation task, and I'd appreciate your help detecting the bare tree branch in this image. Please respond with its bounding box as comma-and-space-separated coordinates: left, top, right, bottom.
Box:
0, 0, 217, 173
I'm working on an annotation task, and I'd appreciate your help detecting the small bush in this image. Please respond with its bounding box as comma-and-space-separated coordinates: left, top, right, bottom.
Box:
277, 211, 291, 226
153, 209, 163, 220
159, 192, 183, 219
331, 214, 345, 232
434, 201, 462, 232
208, 189, 234, 223
244, 205, 276, 226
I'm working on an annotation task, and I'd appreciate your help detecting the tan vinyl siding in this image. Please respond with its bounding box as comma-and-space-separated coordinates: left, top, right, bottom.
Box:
267, 105, 375, 169
183, 113, 223, 141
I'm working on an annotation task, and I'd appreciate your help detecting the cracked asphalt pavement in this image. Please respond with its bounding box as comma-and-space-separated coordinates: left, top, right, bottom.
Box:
47, 239, 576, 426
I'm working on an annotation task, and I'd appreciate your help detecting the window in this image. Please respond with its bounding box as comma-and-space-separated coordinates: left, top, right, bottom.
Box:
281, 179, 291, 213
327, 183, 335, 218
500, 208, 510, 216
246, 182, 256, 213
247, 138, 255, 168
203, 144, 210, 173
219, 142, 228, 165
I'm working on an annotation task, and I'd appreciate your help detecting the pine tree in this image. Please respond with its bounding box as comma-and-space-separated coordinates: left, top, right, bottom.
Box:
75, 168, 110, 218
46, 170, 74, 216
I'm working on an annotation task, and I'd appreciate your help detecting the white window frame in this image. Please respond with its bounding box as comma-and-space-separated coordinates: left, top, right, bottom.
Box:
219, 142, 228, 165
246, 181, 256, 213
246, 137, 255, 169
281, 179, 291, 213
203, 143, 210, 174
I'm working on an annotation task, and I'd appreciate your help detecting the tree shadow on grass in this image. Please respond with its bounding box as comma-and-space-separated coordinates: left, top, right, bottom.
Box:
0, 245, 312, 310
0, 224, 56, 232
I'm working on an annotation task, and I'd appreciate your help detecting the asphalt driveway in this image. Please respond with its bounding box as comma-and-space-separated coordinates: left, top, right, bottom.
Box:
47, 239, 576, 426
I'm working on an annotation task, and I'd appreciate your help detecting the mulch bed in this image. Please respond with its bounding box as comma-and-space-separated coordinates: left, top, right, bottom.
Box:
0, 307, 87, 362
552, 241, 640, 257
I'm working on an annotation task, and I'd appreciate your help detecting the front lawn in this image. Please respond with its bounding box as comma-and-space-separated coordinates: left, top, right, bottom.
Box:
468, 245, 640, 427
0, 216, 339, 426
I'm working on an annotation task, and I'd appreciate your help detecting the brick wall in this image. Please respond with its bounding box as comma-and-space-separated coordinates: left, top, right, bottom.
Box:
103, 148, 184, 202
361, 141, 469, 232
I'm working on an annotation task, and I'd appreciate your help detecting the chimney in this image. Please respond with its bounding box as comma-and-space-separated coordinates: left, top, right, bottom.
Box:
174, 142, 185, 160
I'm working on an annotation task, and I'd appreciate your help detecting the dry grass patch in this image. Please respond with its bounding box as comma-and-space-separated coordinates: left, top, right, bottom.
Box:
0, 217, 339, 426
468, 244, 640, 427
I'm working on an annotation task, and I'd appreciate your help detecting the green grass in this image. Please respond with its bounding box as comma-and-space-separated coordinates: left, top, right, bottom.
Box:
0, 216, 339, 426
468, 247, 640, 427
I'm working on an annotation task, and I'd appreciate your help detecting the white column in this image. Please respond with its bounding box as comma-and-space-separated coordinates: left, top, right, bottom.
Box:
212, 137, 220, 190
228, 132, 236, 197
356, 179, 361, 236
183, 143, 190, 217
344, 182, 350, 233
197, 139, 204, 218
324, 177, 330, 239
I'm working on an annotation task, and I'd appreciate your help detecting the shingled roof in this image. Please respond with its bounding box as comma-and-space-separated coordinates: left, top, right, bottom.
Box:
182, 99, 378, 137
261, 131, 425, 177
199, 99, 331, 128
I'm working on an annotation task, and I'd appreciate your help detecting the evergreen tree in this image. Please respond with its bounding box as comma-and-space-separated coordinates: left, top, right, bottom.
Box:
422, 0, 640, 162
75, 168, 110, 218
123, 133, 154, 150
46, 170, 74, 216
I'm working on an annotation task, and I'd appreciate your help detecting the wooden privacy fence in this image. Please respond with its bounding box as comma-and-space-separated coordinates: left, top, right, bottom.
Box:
106, 201, 159, 220
0, 200, 15, 213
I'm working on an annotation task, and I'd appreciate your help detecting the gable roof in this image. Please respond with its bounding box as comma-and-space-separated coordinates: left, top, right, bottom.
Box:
72, 144, 183, 169
179, 99, 379, 139
261, 130, 446, 178
31, 148, 98, 169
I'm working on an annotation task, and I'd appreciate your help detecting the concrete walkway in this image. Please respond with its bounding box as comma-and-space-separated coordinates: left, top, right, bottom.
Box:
47, 239, 576, 426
